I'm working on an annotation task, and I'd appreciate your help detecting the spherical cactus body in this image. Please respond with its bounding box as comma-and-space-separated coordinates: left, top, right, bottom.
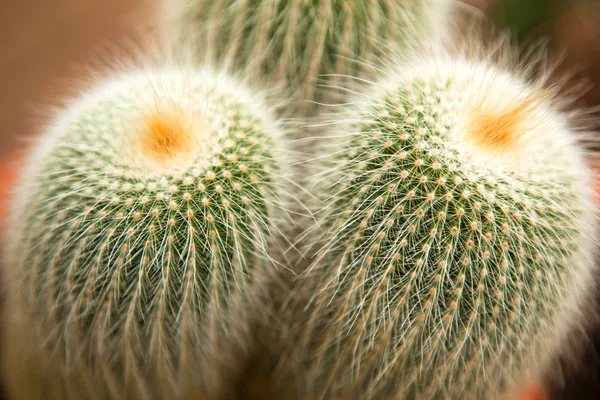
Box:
165, 0, 452, 116
295, 53, 598, 399
1, 67, 286, 399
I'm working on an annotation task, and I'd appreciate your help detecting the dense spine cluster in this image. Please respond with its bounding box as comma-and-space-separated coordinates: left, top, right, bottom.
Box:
2, 68, 286, 399
165, 0, 450, 115
294, 55, 597, 399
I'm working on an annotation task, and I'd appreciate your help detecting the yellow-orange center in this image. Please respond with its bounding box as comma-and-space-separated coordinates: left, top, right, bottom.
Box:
141, 110, 195, 163
467, 95, 539, 154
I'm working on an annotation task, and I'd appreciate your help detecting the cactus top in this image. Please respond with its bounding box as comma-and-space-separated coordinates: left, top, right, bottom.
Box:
307, 55, 597, 398
4, 67, 284, 398
38, 68, 281, 175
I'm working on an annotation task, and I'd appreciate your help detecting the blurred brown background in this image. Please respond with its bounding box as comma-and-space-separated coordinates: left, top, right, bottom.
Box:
1, 0, 600, 399
0, 0, 145, 160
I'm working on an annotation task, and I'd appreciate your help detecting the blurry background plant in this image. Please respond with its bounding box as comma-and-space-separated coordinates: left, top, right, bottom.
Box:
0, 0, 600, 399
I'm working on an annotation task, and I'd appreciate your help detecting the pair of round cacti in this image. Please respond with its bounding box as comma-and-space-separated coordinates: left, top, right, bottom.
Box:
1, 1, 597, 399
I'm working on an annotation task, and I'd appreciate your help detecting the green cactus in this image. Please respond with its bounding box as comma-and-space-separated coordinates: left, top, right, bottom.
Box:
164, 0, 452, 116
293, 53, 598, 399
1, 67, 287, 399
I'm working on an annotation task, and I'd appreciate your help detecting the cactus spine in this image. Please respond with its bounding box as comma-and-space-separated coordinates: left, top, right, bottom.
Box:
294, 53, 597, 399
2, 67, 286, 399
165, 0, 451, 115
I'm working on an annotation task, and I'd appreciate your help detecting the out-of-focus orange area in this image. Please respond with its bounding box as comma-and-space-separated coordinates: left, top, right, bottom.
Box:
517, 386, 547, 400
0, 154, 18, 229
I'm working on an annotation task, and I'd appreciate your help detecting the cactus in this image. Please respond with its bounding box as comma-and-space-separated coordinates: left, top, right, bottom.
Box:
293, 51, 598, 399
164, 0, 452, 116
1, 66, 287, 399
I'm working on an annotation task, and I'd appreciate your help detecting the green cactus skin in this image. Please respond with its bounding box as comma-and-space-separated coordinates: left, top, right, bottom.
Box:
292, 53, 598, 399
1, 67, 287, 399
164, 0, 452, 116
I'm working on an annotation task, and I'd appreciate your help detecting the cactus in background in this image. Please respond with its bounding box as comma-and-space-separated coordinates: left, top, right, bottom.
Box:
294, 51, 598, 399
164, 0, 452, 116
1, 67, 287, 399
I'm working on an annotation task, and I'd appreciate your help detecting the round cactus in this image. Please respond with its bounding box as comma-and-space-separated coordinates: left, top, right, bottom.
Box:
164, 0, 452, 116
293, 52, 598, 399
1, 67, 287, 399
